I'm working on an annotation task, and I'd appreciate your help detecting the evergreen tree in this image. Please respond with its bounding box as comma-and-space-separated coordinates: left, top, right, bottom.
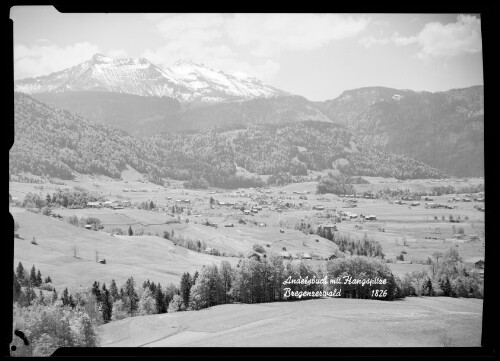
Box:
101, 284, 113, 323
123, 277, 139, 316
16, 262, 26, 284
52, 289, 58, 304
192, 271, 199, 285
154, 285, 165, 314
422, 278, 435, 296
44, 275, 52, 284
149, 281, 157, 294
150, 200, 154, 210
69, 294, 76, 308
45, 193, 51, 205
61, 287, 71, 306
36, 270, 43, 287
180, 272, 192, 309
439, 276, 452, 297
109, 279, 119, 302
220, 261, 232, 304
128, 225, 133, 236
91, 281, 102, 303
30, 265, 37, 286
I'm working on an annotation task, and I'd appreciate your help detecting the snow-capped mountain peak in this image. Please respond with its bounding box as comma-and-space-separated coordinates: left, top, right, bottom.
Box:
14, 53, 288, 102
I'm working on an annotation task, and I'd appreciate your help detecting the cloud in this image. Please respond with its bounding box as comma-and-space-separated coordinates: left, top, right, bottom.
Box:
143, 13, 369, 82
359, 15, 482, 59
412, 15, 482, 59
14, 42, 99, 79
225, 14, 371, 57
359, 35, 392, 48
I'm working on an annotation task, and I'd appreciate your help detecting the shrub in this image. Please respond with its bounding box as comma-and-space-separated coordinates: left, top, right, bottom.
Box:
109, 227, 124, 235
253, 244, 265, 254
40, 283, 55, 292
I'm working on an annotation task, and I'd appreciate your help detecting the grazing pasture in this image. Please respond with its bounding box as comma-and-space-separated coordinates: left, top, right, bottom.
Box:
98, 297, 483, 347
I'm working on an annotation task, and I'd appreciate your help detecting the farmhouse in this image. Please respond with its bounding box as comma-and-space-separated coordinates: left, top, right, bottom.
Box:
86, 201, 101, 208
313, 205, 325, 210
365, 215, 377, 221
320, 223, 338, 231
302, 253, 312, 260
84, 224, 92, 230
280, 251, 292, 260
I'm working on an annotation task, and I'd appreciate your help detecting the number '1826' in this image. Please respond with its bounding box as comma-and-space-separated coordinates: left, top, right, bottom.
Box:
371, 289, 387, 298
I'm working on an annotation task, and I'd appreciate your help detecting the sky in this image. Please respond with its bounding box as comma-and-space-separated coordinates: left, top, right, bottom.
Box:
11, 7, 484, 101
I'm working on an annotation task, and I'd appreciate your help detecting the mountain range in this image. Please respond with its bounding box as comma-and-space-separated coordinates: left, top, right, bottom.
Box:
14, 53, 287, 102
13, 54, 484, 178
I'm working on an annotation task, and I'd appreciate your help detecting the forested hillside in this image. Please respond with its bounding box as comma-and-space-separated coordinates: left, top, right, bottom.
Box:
32, 92, 333, 136
317, 86, 484, 177
33, 91, 181, 136
11, 92, 445, 188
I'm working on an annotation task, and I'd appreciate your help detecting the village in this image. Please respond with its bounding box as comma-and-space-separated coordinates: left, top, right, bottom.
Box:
10, 169, 485, 279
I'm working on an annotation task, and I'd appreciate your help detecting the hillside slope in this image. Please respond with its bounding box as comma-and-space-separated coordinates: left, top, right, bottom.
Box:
11, 207, 237, 291
317, 86, 484, 177
11, 92, 445, 183
32, 92, 333, 136
97, 297, 482, 347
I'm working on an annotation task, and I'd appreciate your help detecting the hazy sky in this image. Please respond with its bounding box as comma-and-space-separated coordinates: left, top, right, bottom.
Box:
11, 7, 483, 101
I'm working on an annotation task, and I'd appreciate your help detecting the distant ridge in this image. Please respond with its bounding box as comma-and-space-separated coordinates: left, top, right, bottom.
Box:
14, 53, 289, 102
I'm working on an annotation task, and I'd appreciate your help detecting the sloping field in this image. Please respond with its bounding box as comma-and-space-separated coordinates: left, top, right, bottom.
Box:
11, 207, 238, 291
98, 297, 483, 347
164, 222, 338, 258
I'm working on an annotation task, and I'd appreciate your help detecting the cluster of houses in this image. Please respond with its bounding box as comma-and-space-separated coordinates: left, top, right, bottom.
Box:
86, 200, 130, 209
424, 202, 454, 209
122, 188, 148, 193
393, 200, 420, 206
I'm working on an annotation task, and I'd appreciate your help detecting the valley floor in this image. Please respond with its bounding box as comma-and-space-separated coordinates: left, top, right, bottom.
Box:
98, 297, 482, 347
